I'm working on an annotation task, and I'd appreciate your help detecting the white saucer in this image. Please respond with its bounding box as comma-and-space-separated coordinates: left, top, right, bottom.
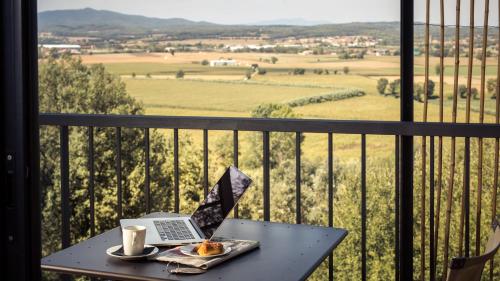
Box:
106, 244, 159, 260
179, 244, 231, 258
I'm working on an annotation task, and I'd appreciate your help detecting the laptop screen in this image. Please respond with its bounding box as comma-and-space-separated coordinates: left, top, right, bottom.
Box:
190, 166, 252, 238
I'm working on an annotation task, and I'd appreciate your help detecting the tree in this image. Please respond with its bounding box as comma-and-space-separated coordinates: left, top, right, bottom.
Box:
176, 70, 185, 79
201, 59, 209, 66
170, 49, 176, 56
414, 83, 424, 102
293, 68, 306, 75
388, 79, 401, 97
338, 52, 350, 60
435, 64, 443, 76
343, 66, 350, 75
313, 69, 323, 75
487, 78, 497, 99
475, 52, 481, 61
426, 79, 435, 98
377, 78, 389, 95
146, 73, 152, 78
245, 70, 253, 80
131, 72, 136, 78
459, 85, 478, 99
458, 84, 468, 99
471, 87, 479, 100
475, 50, 492, 61
246, 104, 300, 168
271, 57, 278, 64
257, 68, 267, 75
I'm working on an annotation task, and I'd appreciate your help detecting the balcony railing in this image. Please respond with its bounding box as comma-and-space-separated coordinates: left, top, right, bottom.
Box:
39, 113, 500, 281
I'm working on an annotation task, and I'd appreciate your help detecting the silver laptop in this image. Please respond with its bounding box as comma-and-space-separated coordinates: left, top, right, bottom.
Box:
120, 166, 252, 246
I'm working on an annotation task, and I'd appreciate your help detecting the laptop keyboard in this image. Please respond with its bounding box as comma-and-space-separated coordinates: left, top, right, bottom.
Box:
153, 220, 195, 241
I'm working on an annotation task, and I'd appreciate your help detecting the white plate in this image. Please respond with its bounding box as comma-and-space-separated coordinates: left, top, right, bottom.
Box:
179, 244, 231, 258
106, 244, 159, 260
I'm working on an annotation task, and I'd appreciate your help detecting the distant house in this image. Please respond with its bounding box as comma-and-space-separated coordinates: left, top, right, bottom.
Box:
228, 45, 245, 52
40, 44, 81, 50
39, 44, 81, 55
374, 49, 390, 56
226, 44, 276, 52
209, 59, 238, 67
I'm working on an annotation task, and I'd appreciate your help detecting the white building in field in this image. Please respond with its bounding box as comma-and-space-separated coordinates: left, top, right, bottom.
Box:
209, 59, 238, 67
40, 44, 81, 50
39, 44, 82, 54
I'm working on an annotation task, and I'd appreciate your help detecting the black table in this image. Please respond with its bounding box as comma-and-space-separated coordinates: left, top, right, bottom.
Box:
41, 212, 347, 281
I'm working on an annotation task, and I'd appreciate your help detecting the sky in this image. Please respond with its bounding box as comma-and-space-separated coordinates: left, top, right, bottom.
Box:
38, 0, 498, 26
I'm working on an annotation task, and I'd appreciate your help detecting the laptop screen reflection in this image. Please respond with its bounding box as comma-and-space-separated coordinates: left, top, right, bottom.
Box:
190, 166, 252, 238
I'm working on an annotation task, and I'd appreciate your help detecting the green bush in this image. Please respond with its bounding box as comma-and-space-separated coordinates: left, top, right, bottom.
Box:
257, 68, 267, 75
293, 68, 306, 75
377, 78, 388, 95
286, 89, 365, 107
245, 70, 253, 80
176, 70, 185, 79
313, 69, 324, 75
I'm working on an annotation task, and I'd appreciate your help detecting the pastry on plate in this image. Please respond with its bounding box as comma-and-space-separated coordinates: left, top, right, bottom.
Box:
195, 240, 224, 256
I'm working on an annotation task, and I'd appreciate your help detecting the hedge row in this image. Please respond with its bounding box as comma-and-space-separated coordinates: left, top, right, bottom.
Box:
286, 89, 365, 107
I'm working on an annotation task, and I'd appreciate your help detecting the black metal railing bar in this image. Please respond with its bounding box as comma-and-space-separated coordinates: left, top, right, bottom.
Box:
40, 114, 500, 138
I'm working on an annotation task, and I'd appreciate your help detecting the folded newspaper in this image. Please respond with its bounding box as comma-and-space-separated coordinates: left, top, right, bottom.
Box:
151, 238, 259, 271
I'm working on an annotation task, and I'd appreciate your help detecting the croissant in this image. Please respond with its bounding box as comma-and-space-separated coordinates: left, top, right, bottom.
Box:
195, 240, 224, 256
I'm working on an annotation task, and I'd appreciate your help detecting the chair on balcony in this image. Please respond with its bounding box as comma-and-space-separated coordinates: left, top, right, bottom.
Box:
446, 220, 500, 281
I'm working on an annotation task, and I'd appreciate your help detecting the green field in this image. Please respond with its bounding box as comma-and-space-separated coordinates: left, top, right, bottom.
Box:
82, 53, 498, 160
124, 78, 335, 111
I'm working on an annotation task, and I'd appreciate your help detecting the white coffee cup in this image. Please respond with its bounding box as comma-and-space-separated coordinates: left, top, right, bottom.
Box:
122, 225, 146, 256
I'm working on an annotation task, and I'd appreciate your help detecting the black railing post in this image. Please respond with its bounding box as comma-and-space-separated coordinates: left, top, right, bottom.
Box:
295, 132, 301, 224
400, 0, 414, 280
115, 127, 122, 221
60, 126, 70, 250
174, 129, 180, 213
88, 127, 95, 236
429, 136, 435, 281
328, 132, 334, 281
263, 131, 270, 222
233, 130, 239, 218
203, 129, 209, 198
361, 134, 367, 281
464, 137, 470, 257
144, 128, 150, 214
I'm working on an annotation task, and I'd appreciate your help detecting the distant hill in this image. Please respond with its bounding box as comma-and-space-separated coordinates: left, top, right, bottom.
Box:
38, 8, 401, 42
38, 8, 216, 36
38, 8, 497, 42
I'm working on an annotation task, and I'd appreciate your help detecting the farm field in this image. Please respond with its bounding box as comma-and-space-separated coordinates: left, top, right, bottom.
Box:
80, 52, 498, 160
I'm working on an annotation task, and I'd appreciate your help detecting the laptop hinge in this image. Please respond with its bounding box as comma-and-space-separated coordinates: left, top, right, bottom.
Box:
188, 218, 205, 239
